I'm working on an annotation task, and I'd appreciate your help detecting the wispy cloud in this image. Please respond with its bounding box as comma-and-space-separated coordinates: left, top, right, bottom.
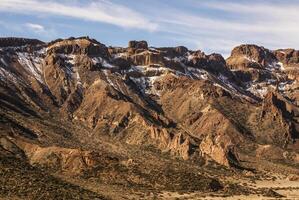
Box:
0, 0, 298, 56
0, 0, 158, 31
23, 22, 57, 39
200, 1, 299, 20
146, 0, 299, 56
25, 23, 45, 33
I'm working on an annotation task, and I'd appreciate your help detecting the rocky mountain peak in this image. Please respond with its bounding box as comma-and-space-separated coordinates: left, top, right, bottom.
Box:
156, 46, 188, 58
274, 49, 299, 65
227, 44, 278, 70
46, 37, 109, 58
128, 40, 148, 49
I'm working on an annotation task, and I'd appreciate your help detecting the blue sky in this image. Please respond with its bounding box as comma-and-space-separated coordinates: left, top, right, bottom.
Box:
1, 0, 299, 57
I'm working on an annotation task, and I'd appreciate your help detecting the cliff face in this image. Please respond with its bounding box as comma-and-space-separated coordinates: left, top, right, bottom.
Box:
0, 37, 298, 198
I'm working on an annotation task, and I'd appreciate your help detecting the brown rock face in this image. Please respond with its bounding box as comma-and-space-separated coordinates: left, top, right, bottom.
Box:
42, 38, 113, 116
47, 37, 109, 58
158, 77, 242, 166
259, 91, 299, 147
226, 44, 298, 97
1, 137, 115, 175
111, 57, 131, 69
0, 137, 26, 158
44, 54, 78, 107
131, 51, 164, 66
227, 44, 277, 69
200, 135, 238, 167
158, 46, 188, 58
187, 51, 232, 77
187, 50, 208, 67
274, 49, 299, 67
274, 49, 299, 81
207, 53, 232, 76
0, 37, 44, 47
128, 40, 148, 49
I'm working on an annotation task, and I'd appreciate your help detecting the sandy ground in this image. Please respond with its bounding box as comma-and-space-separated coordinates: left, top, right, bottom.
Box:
159, 178, 299, 200
53, 172, 299, 200
159, 192, 299, 200
1, 177, 298, 200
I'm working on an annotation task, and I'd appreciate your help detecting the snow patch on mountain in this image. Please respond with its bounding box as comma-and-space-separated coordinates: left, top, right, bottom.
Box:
244, 56, 257, 63
278, 80, 296, 94
187, 54, 194, 61
16, 52, 44, 83
187, 67, 209, 80
0, 65, 27, 85
266, 62, 285, 71
113, 52, 127, 59
92, 57, 117, 68
277, 62, 285, 70
246, 84, 270, 97
102, 70, 126, 95
0, 58, 8, 67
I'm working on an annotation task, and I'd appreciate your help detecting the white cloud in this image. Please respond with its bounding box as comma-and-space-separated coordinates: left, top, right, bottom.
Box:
0, 0, 298, 56
199, 1, 299, 20
25, 23, 45, 33
23, 22, 57, 39
147, 0, 299, 55
0, 0, 158, 31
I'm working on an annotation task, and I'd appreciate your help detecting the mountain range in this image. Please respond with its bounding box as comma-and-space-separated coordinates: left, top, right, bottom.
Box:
0, 37, 298, 199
